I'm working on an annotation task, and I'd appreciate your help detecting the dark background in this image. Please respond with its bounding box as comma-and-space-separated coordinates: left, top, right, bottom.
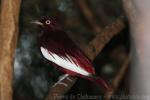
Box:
13, 0, 129, 100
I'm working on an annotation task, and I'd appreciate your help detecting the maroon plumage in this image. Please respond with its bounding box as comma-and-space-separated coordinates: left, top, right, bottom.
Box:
34, 16, 111, 91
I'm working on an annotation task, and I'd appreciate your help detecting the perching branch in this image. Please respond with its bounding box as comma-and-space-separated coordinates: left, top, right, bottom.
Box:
45, 16, 126, 100
104, 55, 130, 100
0, 0, 21, 100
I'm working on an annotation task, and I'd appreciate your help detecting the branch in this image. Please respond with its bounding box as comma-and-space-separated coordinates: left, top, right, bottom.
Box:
74, 0, 102, 34
85, 16, 126, 60
104, 55, 130, 100
0, 0, 21, 100
45, 16, 126, 100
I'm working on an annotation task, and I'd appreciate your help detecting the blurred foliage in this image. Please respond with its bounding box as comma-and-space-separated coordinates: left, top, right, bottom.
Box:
13, 0, 129, 100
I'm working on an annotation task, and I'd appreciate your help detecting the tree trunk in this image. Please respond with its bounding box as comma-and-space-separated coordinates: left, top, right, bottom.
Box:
0, 0, 21, 100
123, 0, 150, 98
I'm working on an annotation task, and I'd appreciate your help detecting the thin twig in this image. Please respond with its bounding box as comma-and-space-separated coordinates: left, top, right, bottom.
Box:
45, 16, 126, 100
74, 0, 102, 34
0, 0, 21, 100
104, 55, 130, 100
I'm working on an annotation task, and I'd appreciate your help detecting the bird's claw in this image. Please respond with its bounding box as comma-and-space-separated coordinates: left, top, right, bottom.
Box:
52, 74, 69, 88
66, 77, 73, 82
52, 81, 68, 88
58, 82, 68, 87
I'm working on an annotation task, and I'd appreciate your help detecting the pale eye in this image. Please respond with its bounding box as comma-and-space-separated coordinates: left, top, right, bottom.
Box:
45, 20, 51, 24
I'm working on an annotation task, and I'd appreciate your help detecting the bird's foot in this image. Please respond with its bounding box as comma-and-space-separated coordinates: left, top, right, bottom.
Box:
58, 82, 68, 87
66, 77, 73, 82
52, 82, 68, 87
52, 74, 69, 88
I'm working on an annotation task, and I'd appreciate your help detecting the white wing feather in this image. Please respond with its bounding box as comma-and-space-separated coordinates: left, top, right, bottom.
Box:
40, 47, 90, 76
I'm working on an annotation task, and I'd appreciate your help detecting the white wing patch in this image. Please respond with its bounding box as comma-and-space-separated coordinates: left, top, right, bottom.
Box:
40, 47, 90, 76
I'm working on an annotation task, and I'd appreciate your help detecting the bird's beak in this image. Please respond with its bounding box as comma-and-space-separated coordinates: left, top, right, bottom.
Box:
31, 20, 43, 26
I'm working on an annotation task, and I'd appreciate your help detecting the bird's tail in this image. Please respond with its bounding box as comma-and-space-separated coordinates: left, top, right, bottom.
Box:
87, 75, 112, 91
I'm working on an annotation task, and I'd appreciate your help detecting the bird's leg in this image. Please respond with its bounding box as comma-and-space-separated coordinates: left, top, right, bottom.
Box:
52, 74, 69, 88
59, 74, 73, 81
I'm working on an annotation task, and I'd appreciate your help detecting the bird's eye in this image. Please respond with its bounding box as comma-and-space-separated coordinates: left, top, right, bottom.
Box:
45, 20, 51, 24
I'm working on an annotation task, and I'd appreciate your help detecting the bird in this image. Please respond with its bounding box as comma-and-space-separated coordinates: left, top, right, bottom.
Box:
32, 16, 111, 91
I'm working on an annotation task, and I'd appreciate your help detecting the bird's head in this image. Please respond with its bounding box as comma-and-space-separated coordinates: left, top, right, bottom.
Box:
32, 16, 62, 31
